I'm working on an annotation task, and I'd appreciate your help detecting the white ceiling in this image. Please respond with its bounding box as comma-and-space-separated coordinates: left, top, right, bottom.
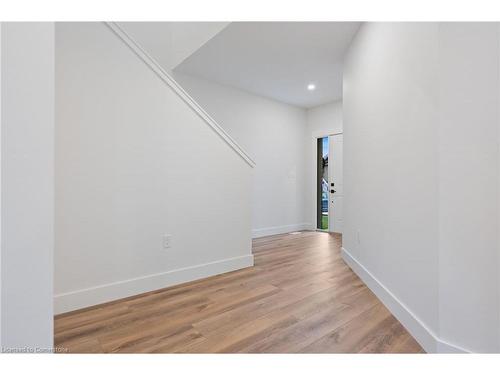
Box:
119, 22, 230, 71
174, 22, 361, 108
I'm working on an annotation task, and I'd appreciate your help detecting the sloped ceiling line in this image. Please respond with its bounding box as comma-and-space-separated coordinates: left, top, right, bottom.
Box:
104, 22, 256, 168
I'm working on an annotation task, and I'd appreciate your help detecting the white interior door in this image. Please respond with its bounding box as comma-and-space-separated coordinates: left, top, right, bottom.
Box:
328, 134, 343, 233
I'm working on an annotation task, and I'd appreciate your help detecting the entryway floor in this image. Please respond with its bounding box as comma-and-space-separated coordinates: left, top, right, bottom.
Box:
54, 231, 423, 353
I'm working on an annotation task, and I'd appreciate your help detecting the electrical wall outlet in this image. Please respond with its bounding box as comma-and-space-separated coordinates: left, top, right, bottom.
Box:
163, 234, 172, 249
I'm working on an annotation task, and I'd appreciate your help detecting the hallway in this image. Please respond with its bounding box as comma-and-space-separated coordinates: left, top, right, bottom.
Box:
54, 231, 422, 353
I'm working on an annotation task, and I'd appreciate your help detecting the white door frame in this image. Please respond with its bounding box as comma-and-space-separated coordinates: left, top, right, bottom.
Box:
311, 131, 343, 232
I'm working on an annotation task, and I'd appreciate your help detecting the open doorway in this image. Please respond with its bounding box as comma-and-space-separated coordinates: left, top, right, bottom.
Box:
316, 137, 329, 230
315, 133, 343, 233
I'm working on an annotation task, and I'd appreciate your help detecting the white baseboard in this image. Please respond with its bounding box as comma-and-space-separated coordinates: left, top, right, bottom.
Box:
341, 247, 470, 354
54, 254, 254, 314
252, 223, 312, 238
437, 340, 471, 353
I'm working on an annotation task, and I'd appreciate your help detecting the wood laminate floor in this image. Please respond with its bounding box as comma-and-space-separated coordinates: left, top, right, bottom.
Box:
54, 231, 424, 353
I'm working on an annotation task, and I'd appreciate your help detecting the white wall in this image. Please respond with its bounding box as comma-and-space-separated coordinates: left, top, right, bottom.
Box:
173, 72, 309, 237
343, 23, 440, 349
55, 22, 253, 314
0, 22, 3, 346
437, 23, 499, 353
306, 101, 343, 136
343, 22, 500, 353
305, 101, 343, 228
1, 23, 54, 349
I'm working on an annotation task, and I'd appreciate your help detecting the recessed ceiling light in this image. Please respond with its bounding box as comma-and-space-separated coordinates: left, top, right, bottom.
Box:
307, 83, 316, 91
